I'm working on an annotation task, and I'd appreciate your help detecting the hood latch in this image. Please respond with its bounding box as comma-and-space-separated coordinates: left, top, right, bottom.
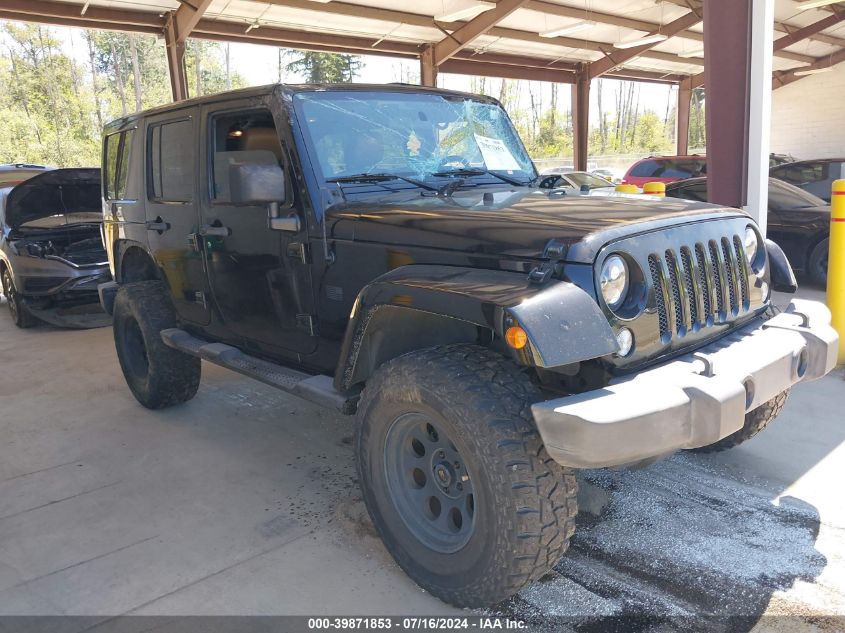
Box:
528, 239, 567, 285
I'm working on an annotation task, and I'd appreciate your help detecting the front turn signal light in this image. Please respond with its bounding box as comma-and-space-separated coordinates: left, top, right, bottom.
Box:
505, 326, 528, 349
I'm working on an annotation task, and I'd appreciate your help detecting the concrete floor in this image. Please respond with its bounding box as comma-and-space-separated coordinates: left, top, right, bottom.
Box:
0, 287, 843, 630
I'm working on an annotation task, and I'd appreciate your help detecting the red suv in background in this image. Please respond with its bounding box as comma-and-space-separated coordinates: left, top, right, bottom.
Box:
623, 155, 707, 186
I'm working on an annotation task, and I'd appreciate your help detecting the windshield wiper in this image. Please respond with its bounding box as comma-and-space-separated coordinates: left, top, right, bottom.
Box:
327, 173, 438, 192
431, 168, 531, 187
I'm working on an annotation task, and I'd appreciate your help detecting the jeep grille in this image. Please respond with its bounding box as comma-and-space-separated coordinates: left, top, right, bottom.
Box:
648, 234, 751, 342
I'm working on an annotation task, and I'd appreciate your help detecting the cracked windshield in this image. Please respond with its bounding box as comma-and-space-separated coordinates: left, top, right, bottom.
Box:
293, 91, 536, 186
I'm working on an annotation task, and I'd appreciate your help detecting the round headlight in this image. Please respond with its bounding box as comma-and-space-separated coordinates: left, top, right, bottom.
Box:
600, 255, 629, 309
744, 226, 759, 266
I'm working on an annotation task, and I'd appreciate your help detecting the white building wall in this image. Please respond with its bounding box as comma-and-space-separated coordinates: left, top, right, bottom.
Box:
770, 67, 845, 160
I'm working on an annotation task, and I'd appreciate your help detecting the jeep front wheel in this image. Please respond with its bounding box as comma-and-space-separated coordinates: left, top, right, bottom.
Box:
356, 344, 577, 608
113, 280, 200, 409
690, 390, 790, 453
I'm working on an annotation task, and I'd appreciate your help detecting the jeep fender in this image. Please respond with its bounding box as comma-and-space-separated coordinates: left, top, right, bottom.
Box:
335, 265, 617, 391
766, 238, 798, 293
114, 240, 161, 284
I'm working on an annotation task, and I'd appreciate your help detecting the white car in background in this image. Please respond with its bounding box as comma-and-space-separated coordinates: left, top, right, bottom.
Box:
538, 170, 615, 192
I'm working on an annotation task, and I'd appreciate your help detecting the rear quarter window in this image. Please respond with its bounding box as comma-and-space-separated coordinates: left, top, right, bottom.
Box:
104, 129, 135, 200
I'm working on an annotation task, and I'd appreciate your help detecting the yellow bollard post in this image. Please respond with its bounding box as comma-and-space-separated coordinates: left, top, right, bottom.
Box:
615, 184, 639, 194
643, 181, 666, 197
829, 180, 845, 364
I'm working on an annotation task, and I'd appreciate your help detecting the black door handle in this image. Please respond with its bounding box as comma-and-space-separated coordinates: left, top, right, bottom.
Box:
199, 224, 231, 237
146, 218, 171, 233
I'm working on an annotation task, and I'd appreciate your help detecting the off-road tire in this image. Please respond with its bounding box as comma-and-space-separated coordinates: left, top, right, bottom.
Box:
356, 344, 578, 608
113, 280, 200, 409
691, 390, 790, 453
1, 268, 38, 328
808, 238, 829, 287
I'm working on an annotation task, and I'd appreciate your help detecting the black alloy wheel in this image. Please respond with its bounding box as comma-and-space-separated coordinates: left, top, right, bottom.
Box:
384, 412, 476, 553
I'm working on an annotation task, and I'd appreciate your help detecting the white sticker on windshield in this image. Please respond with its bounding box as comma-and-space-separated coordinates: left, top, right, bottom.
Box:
474, 134, 521, 171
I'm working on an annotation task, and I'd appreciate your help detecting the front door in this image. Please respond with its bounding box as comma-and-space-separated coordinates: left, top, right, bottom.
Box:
198, 101, 316, 356
144, 109, 211, 325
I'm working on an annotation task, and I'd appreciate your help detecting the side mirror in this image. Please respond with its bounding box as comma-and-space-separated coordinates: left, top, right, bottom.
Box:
228, 162, 300, 233
229, 162, 285, 205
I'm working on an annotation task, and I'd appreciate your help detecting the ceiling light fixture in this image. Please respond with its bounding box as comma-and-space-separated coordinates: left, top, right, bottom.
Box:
678, 48, 704, 58
794, 65, 834, 75
613, 33, 668, 49
435, 0, 496, 23
540, 20, 597, 38
796, 0, 842, 10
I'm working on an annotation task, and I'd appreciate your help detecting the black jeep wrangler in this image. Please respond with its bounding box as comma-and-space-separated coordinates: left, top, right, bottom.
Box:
98, 84, 838, 608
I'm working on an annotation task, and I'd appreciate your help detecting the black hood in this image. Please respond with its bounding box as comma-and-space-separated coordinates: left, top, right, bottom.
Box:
4, 168, 101, 229
328, 188, 747, 264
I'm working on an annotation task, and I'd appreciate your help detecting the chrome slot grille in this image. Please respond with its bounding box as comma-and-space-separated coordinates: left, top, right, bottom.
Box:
694, 244, 712, 320
648, 254, 669, 339
679, 247, 698, 327
721, 237, 739, 314
650, 234, 750, 340
733, 235, 750, 311
664, 249, 685, 334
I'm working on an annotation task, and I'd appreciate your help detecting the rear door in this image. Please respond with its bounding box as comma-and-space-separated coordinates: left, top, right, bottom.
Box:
144, 108, 211, 325
198, 98, 316, 356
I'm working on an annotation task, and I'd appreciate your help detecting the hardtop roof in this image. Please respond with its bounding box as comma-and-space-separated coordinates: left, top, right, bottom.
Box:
103, 83, 500, 134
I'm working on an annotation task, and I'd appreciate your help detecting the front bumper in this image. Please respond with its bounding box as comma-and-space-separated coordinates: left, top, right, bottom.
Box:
531, 299, 839, 469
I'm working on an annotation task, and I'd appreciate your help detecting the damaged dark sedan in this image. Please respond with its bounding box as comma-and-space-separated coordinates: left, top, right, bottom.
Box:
0, 167, 112, 328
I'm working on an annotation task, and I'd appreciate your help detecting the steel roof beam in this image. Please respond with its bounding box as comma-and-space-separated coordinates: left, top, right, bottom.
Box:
431, 0, 530, 64
773, 10, 845, 50
774, 46, 845, 88
253, 0, 707, 68
587, 9, 702, 79
255, 0, 812, 64
662, 0, 845, 49
1, 0, 689, 87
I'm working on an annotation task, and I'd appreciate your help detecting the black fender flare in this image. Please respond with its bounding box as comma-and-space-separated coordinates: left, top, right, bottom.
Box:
334, 265, 617, 391
114, 239, 161, 284
766, 238, 798, 293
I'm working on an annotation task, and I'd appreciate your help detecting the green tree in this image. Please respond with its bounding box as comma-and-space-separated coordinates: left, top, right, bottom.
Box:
284, 51, 362, 82
0, 22, 248, 167
689, 87, 706, 150
1, 23, 100, 166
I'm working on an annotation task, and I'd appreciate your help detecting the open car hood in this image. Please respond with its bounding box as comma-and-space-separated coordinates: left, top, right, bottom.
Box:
4, 168, 101, 229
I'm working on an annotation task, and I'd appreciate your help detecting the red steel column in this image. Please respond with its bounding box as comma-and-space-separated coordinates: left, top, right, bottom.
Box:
704, 0, 751, 208
676, 84, 691, 156
572, 69, 590, 172
420, 46, 438, 87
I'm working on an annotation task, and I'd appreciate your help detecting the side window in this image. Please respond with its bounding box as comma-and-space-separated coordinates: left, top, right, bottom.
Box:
629, 160, 658, 178
778, 163, 825, 185
104, 129, 135, 200
672, 183, 707, 202
148, 119, 194, 202
209, 109, 284, 203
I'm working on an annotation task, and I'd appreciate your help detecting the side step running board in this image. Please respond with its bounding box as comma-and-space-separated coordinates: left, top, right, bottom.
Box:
161, 328, 357, 414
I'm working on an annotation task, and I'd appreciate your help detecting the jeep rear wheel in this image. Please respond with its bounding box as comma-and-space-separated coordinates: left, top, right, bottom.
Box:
2, 269, 38, 328
356, 344, 577, 607
113, 280, 200, 409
